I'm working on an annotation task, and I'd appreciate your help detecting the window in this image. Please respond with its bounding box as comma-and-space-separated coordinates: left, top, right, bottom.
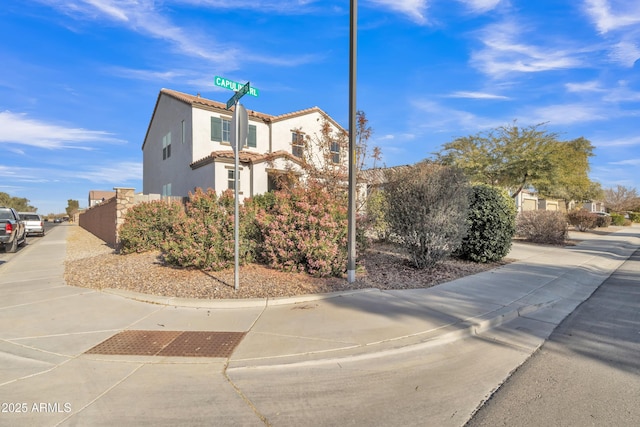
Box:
162, 132, 171, 160
330, 141, 340, 164
211, 117, 231, 142
222, 119, 230, 142
227, 169, 241, 190
162, 183, 172, 197
247, 125, 257, 148
181, 120, 185, 144
292, 132, 304, 158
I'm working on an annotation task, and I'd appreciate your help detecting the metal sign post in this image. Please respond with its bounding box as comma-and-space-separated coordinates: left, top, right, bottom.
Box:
230, 102, 248, 291
218, 77, 254, 291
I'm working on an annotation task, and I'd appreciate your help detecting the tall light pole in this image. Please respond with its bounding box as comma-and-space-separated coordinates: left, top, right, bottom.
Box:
347, 0, 357, 283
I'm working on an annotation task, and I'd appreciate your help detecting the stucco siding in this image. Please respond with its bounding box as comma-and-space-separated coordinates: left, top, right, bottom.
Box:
143, 95, 192, 196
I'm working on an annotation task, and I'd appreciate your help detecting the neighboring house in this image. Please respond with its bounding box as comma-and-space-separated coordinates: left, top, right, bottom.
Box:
88, 190, 116, 207
583, 200, 606, 213
537, 198, 560, 212
142, 89, 347, 201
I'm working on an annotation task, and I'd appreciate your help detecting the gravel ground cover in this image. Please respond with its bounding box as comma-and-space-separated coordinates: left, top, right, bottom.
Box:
64, 224, 512, 300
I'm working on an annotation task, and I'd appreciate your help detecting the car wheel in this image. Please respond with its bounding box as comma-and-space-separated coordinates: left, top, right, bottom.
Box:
7, 238, 18, 253
19, 234, 27, 247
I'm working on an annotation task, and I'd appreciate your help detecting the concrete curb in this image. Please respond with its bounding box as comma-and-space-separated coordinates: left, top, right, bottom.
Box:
102, 287, 380, 308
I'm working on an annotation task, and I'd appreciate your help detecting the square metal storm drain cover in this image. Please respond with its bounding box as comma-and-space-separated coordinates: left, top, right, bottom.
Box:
85, 330, 246, 358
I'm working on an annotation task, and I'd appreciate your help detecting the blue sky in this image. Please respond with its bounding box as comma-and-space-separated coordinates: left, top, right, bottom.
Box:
1, 0, 639, 214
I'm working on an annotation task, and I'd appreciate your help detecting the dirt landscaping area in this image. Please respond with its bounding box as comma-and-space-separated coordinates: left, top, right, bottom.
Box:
64, 224, 514, 300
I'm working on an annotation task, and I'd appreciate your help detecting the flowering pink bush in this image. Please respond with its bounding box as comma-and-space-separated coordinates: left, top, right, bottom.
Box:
162, 189, 254, 271
118, 199, 183, 254
255, 185, 347, 277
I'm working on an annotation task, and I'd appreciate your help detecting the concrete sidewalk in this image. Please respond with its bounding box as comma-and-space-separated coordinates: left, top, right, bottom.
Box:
1, 223, 639, 426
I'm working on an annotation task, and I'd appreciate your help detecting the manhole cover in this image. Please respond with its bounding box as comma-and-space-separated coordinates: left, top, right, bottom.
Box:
85, 330, 246, 358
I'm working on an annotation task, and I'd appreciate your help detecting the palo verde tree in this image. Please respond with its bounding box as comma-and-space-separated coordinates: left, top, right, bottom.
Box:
534, 137, 601, 209
436, 122, 596, 201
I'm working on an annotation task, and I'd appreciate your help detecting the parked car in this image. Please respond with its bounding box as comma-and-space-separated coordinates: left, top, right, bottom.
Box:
53, 218, 62, 223
19, 212, 45, 237
0, 206, 27, 252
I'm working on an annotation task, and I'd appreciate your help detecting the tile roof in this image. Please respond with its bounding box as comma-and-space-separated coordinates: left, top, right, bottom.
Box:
191, 150, 303, 169
160, 88, 346, 131
161, 89, 273, 121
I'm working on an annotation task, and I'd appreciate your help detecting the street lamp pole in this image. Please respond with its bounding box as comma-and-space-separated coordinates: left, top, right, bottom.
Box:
347, 0, 357, 283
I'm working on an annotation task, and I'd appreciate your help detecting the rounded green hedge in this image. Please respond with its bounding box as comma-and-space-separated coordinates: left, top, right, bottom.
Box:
457, 184, 516, 263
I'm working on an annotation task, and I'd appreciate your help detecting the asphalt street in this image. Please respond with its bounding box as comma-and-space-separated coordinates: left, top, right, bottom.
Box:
467, 247, 640, 426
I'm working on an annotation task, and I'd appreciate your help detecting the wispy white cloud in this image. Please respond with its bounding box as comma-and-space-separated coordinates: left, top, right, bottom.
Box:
0, 111, 123, 149
566, 79, 640, 102
609, 158, 640, 165
583, 0, 640, 34
37, 0, 325, 71
527, 103, 608, 125
446, 91, 510, 100
1, 160, 140, 184
609, 40, 640, 66
595, 135, 640, 147
565, 80, 605, 93
457, 0, 502, 13
367, 0, 429, 24
471, 20, 584, 78
106, 67, 189, 82
81, 161, 142, 183
411, 99, 502, 132
174, 0, 323, 13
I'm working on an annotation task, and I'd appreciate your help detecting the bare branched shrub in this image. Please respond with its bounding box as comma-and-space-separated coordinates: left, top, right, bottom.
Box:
567, 209, 598, 232
516, 210, 568, 244
384, 163, 469, 269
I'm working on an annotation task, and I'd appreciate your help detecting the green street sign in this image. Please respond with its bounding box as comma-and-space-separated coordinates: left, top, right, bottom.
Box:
215, 76, 259, 97
226, 81, 250, 109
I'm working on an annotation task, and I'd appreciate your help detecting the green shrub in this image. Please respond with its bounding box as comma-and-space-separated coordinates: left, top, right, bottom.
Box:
255, 184, 348, 277
628, 212, 640, 223
457, 184, 516, 262
118, 199, 183, 254
162, 188, 254, 270
610, 213, 626, 226
384, 163, 469, 269
567, 209, 597, 231
362, 188, 390, 242
516, 210, 568, 245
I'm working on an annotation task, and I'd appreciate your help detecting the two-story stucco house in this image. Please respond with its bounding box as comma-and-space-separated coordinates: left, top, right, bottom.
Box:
142, 89, 347, 201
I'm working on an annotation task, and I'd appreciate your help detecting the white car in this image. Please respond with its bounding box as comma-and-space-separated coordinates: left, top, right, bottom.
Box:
19, 212, 45, 237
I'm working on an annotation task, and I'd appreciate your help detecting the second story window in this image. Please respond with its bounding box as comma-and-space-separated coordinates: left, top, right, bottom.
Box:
330, 141, 340, 164
162, 132, 171, 160
292, 132, 304, 158
227, 169, 240, 190
211, 117, 231, 143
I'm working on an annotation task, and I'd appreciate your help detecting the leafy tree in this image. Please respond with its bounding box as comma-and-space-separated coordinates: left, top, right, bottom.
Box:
66, 199, 80, 218
604, 185, 639, 213
0, 192, 36, 211
437, 122, 596, 201
535, 137, 600, 208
